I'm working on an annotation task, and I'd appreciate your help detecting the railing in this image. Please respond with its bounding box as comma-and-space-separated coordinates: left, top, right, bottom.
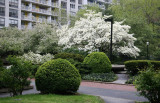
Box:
52, 12, 59, 16
32, 0, 49, 5
32, 9, 51, 14
52, 2, 59, 7
51, 20, 57, 24
22, 0, 31, 2
32, 16, 37, 21
21, 16, 31, 20
21, 6, 31, 11
21, 25, 26, 29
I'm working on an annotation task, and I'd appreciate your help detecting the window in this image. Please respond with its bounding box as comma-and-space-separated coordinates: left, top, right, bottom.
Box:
0, 7, 5, 16
9, 0, 18, 8
9, 9, 18, 18
61, 2, 67, 9
78, 0, 82, 4
9, 19, 18, 27
70, 0, 75, 3
78, 6, 82, 10
0, 0, 5, 5
70, 4, 75, 9
0, 18, 5, 26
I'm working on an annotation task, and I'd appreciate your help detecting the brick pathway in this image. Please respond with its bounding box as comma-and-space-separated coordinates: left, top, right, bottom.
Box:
81, 81, 136, 92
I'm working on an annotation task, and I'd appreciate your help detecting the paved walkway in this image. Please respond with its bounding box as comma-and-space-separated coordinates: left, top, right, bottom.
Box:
80, 81, 148, 103
112, 74, 129, 84
0, 80, 148, 103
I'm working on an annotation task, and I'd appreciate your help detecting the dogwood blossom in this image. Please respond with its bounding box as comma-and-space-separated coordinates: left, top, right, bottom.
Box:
57, 10, 140, 57
20, 52, 54, 65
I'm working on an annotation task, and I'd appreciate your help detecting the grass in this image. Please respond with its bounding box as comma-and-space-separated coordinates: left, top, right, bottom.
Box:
0, 94, 105, 103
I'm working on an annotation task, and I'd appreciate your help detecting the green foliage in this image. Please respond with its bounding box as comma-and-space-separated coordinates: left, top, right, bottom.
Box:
54, 53, 84, 62
0, 67, 5, 89
0, 27, 24, 57
125, 60, 160, 75
83, 52, 112, 73
110, 0, 160, 59
0, 58, 3, 67
125, 75, 136, 84
61, 48, 88, 57
82, 72, 117, 82
24, 23, 59, 54
70, 5, 102, 27
2, 56, 32, 96
35, 59, 81, 94
134, 67, 160, 103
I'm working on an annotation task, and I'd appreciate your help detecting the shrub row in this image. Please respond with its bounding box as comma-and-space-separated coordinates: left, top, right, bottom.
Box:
125, 60, 160, 75
54, 53, 84, 62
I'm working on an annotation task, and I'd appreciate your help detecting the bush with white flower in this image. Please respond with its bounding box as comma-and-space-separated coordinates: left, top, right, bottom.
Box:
57, 10, 140, 57
24, 23, 59, 54
0, 27, 25, 56
20, 52, 54, 65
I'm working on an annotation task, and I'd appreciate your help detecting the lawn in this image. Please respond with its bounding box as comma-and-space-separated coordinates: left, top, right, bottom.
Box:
0, 94, 105, 103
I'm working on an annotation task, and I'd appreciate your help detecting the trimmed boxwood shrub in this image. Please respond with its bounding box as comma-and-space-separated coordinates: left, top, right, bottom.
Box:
125, 60, 160, 75
83, 52, 111, 73
54, 53, 84, 62
35, 59, 81, 94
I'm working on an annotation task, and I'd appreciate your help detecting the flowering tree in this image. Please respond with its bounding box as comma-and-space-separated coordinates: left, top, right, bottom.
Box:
24, 23, 59, 54
0, 27, 25, 57
57, 10, 140, 57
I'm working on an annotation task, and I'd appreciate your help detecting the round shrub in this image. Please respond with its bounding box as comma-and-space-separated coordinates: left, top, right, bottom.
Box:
35, 59, 81, 94
83, 52, 111, 73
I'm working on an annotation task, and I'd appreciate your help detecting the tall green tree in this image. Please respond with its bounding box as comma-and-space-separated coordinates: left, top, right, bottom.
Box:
110, 0, 160, 59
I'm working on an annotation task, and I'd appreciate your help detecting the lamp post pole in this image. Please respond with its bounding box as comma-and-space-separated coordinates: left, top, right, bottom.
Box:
146, 42, 149, 60
105, 18, 113, 63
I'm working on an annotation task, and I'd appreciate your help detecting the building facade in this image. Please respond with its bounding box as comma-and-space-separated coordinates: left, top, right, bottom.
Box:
0, 0, 110, 29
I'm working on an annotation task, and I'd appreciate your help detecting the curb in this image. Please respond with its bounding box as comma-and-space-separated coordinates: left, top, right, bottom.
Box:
82, 80, 134, 86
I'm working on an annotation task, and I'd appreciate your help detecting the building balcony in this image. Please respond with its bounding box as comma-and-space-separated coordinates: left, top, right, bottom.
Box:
52, 12, 59, 16
88, 1, 95, 6
51, 20, 57, 24
21, 6, 31, 11
22, 0, 31, 2
21, 25, 27, 29
52, 2, 59, 7
32, 0, 49, 5
32, 17, 47, 23
61, 0, 67, 2
21, 16, 31, 21
32, 9, 51, 15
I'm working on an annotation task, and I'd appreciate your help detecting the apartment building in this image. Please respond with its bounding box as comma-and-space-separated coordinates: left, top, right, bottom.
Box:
0, 0, 110, 29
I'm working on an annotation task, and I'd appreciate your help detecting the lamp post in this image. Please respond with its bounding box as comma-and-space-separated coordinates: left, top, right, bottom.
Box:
146, 42, 149, 60
105, 18, 113, 62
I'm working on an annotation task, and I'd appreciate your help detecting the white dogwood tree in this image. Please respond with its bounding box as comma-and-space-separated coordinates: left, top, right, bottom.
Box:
57, 10, 140, 57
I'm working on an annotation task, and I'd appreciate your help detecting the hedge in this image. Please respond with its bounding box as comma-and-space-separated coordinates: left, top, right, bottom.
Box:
54, 53, 84, 62
125, 60, 160, 75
